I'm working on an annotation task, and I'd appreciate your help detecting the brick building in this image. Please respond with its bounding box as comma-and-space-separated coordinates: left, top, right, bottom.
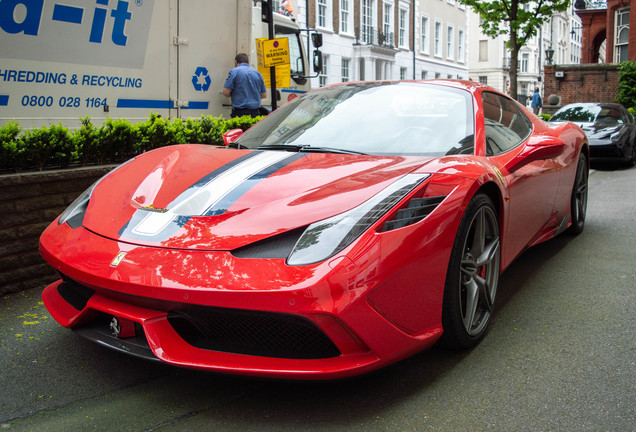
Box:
576, 0, 634, 63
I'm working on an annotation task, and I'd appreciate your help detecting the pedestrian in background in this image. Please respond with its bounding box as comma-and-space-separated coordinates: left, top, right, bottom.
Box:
222, 53, 267, 118
531, 87, 543, 115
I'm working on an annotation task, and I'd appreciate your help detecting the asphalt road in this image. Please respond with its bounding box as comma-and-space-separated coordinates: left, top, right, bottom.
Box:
1, 163, 635, 432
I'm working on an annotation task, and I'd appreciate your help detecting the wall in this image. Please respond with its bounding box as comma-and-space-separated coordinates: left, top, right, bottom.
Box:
0, 166, 116, 297
542, 63, 620, 115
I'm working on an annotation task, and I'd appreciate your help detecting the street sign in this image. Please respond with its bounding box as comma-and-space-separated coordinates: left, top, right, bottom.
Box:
256, 37, 290, 68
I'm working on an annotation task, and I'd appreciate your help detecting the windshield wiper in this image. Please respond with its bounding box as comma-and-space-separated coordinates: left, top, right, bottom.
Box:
257, 144, 366, 155
257, 144, 304, 151
299, 146, 367, 155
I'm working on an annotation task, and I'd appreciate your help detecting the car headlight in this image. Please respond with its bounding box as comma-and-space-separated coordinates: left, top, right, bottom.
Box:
58, 182, 97, 227
58, 159, 134, 227
287, 173, 430, 266
610, 129, 623, 143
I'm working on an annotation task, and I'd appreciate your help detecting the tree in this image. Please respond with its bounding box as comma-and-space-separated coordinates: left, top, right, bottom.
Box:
460, 0, 570, 99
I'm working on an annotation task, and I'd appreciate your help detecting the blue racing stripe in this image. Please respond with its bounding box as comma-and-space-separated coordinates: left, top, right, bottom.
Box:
204, 153, 307, 216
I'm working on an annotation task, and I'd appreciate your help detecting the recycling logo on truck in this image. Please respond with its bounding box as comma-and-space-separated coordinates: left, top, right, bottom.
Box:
192, 67, 211, 92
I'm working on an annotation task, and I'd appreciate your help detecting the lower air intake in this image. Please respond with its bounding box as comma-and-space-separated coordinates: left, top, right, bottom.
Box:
167, 306, 341, 359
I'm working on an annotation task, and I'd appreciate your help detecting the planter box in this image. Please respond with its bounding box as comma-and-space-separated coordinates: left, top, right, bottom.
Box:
0, 166, 117, 296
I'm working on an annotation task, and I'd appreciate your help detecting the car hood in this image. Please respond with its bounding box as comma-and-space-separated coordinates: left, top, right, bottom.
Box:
82, 145, 437, 250
571, 121, 621, 138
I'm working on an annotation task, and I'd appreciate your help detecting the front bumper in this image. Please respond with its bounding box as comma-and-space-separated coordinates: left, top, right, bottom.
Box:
40, 221, 448, 379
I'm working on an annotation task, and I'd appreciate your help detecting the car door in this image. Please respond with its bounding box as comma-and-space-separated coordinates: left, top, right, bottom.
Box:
481, 91, 563, 266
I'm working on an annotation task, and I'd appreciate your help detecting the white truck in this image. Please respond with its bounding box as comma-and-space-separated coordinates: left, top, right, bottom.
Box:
0, 0, 320, 128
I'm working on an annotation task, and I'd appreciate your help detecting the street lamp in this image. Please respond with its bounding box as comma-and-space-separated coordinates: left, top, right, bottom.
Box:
545, 47, 555, 65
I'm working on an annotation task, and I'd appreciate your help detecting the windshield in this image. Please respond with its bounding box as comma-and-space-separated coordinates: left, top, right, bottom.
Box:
551, 105, 603, 123
236, 82, 474, 156
275, 27, 304, 76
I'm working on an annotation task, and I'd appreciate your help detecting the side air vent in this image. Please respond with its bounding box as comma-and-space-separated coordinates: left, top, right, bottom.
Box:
231, 227, 306, 259
57, 275, 95, 310
381, 195, 446, 232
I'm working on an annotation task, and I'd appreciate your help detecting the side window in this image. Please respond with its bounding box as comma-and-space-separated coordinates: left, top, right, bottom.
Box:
482, 91, 532, 156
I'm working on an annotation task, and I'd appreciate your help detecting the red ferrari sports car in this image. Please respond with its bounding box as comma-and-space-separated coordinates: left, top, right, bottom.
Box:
40, 80, 588, 379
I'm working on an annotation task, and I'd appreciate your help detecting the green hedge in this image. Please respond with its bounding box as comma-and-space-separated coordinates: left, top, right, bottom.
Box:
615, 61, 636, 110
0, 114, 263, 173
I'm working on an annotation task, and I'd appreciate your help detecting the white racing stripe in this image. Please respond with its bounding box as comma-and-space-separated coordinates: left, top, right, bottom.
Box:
131, 152, 295, 237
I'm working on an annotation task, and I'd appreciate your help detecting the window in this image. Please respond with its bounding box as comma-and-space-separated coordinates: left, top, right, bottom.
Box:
317, 0, 332, 29
340, 0, 353, 34
458, 29, 465, 63
615, 8, 630, 63
400, 67, 407, 80
361, 0, 375, 44
276, 27, 306, 76
479, 76, 488, 85
421, 70, 428, 79
447, 25, 454, 60
398, 8, 408, 48
319, 56, 328, 87
421, 16, 429, 54
521, 53, 529, 72
341, 58, 350, 82
482, 92, 532, 156
435, 72, 441, 78
383, 3, 394, 45
317, 0, 327, 28
434, 21, 442, 57
479, 40, 488, 61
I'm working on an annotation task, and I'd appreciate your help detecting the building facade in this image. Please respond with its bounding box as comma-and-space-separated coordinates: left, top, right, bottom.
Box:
294, 0, 469, 88
576, 0, 633, 64
467, 2, 583, 106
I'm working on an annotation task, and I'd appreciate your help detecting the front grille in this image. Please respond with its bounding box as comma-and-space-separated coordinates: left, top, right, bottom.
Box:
168, 306, 341, 359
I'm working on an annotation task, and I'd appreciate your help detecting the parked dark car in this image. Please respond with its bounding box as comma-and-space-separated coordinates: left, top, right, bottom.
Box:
550, 103, 636, 166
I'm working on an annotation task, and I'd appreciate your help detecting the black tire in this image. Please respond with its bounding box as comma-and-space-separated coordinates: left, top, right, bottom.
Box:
567, 152, 588, 235
626, 143, 636, 167
439, 194, 501, 350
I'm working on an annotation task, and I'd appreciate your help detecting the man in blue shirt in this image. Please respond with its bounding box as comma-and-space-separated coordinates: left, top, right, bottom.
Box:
531, 87, 543, 115
222, 53, 267, 118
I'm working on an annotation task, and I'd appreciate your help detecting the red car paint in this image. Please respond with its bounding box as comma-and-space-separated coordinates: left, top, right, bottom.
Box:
40, 81, 587, 379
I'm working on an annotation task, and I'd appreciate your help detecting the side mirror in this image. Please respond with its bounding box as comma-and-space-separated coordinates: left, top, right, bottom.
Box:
222, 128, 244, 146
505, 135, 565, 172
313, 50, 323, 74
311, 33, 323, 48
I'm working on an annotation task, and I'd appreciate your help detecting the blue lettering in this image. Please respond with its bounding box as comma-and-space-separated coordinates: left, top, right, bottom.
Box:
0, 69, 67, 84
82, 75, 90, 85
89, 0, 108, 44
110, 1, 132, 46
52, 4, 83, 25
0, 0, 44, 36
1, 0, 133, 47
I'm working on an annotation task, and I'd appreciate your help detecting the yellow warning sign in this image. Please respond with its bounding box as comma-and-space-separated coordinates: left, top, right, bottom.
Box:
256, 38, 290, 68
258, 63, 291, 88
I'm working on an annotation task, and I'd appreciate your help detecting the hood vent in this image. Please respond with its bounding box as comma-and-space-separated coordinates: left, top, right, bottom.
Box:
231, 227, 306, 259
